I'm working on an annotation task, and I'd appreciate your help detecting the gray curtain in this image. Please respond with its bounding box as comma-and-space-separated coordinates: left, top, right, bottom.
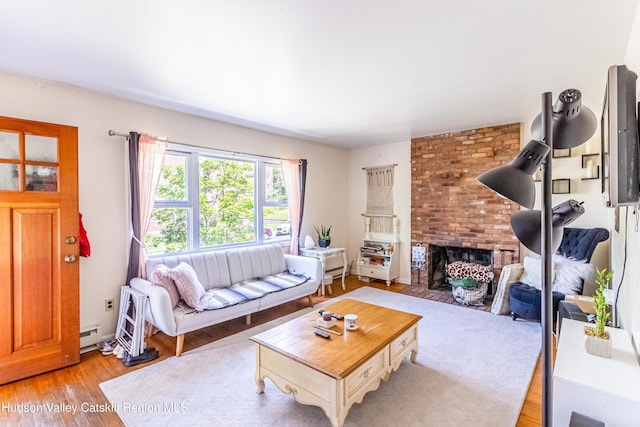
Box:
297, 159, 308, 252
126, 132, 141, 284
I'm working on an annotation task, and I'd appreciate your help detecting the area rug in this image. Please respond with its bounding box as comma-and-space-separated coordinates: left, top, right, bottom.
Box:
100, 287, 541, 426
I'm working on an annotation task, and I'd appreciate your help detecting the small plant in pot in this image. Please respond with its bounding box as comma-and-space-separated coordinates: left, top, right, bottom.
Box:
584, 268, 613, 358
314, 225, 332, 248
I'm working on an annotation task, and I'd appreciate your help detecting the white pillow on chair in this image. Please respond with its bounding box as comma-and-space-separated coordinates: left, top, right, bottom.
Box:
519, 256, 544, 290
552, 255, 595, 295
518, 254, 594, 295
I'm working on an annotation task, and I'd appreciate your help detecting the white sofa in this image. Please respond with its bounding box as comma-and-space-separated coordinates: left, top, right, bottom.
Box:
130, 244, 322, 356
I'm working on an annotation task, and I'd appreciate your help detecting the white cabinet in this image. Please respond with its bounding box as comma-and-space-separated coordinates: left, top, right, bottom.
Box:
357, 239, 399, 285
553, 319, 640, 426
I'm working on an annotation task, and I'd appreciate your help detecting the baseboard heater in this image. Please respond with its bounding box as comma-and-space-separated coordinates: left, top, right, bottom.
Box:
80, 324, 102, 354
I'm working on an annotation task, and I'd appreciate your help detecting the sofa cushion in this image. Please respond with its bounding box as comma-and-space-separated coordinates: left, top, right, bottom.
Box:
169, 262, 210, 311
227, 244, 287, 284
509, 282, 566, 322
149, 264, 181, 308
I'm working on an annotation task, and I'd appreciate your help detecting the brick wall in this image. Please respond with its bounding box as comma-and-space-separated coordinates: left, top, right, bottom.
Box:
411, 123, 522, 286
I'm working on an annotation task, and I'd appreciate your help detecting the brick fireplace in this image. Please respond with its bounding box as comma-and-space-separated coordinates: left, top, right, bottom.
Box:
410, 123, 522, 289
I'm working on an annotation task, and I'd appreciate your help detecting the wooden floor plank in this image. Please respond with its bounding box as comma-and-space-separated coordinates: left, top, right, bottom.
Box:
0, 276, 543, 426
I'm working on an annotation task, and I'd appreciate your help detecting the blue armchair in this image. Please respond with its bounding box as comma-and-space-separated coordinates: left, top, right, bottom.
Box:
508, 227, 609, 322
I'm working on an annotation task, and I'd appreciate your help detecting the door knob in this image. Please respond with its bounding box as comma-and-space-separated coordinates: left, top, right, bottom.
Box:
64, 255, 77, 263
65, 236, 77, 244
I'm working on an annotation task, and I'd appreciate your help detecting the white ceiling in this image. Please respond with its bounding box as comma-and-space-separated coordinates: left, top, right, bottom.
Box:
1, 0, 639, 148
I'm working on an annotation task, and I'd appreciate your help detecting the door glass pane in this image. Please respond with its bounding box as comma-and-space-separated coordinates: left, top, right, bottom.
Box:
25, 165, 58, 191
0, 163, 19, 190
0, 131, 19, 160
25, 135, 58, 162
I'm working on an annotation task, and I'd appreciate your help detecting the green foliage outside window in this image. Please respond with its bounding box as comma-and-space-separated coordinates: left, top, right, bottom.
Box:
145, 153, 288, 255
199, 157, 254, 247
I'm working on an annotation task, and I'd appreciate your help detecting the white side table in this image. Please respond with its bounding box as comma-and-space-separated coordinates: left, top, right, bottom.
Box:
299, 247, 347, 296
553, 319, 640, 426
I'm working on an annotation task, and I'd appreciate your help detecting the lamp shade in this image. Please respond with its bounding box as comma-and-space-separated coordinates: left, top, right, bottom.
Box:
531, 89, 597, 149
510, 199, 585, 254
477, 139, 550, 209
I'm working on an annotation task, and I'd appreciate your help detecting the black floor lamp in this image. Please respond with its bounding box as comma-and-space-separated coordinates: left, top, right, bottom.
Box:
478, 89, 596, 426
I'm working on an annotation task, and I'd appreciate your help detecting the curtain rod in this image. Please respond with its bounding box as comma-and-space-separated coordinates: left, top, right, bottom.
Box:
362, 163, 398, 170
107, 130, 291, 162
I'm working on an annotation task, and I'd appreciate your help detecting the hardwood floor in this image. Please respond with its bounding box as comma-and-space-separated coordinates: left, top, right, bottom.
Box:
0, 275, 544, 426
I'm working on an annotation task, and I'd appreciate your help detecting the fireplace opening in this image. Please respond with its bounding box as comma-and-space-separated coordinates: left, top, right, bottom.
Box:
428, 245, 493, 291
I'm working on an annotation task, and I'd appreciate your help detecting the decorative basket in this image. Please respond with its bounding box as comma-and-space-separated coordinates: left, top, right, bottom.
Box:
446, 261, 493, 306
451, 281, 488, 306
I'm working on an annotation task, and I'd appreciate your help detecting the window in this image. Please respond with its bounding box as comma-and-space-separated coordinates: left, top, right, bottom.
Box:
145, 145, 289, 255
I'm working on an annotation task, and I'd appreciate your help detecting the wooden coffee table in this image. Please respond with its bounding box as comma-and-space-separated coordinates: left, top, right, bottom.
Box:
250, 299, 422, 427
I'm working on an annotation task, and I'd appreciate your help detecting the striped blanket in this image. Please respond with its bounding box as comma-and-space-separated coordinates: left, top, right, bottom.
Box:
204, 271, 310, 310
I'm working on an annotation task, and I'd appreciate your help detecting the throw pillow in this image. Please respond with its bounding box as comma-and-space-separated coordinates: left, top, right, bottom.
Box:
169, 262, 209, 311
518, 255, 559, 290
490, 263, 524, 315
552, 254, 595, 295
149, 264, 180, 309
519, 256, 544, 290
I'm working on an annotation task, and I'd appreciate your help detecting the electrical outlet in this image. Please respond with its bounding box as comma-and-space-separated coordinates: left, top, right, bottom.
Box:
105, 298, 115, 311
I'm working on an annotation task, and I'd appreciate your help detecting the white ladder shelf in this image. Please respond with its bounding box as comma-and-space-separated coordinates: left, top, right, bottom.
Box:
115, 286, 147, 357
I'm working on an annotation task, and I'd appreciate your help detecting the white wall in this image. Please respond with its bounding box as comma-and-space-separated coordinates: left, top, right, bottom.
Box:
615, 5, 640, 342
344, 124, 612, 289
527, 124, 612, 274
0, 71, 349, 338
347, 141, 411, 283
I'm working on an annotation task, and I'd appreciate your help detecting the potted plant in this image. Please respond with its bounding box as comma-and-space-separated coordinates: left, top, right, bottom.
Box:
584, 267, 613, 358
314, 225, 332, 248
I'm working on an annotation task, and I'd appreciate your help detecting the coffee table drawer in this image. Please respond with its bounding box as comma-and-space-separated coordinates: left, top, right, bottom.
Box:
260, 346, 333, 401
345, 346, 388, 399
390, 324, 417, 362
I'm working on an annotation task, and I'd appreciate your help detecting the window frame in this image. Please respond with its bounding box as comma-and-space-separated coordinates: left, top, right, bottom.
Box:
148, 143, 289, 256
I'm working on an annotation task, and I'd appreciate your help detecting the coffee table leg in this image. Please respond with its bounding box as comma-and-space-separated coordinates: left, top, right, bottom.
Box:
255, 345, 266, 394
410, 340, 419, 363
256, 376, 265, 394
328, 405, 346, 427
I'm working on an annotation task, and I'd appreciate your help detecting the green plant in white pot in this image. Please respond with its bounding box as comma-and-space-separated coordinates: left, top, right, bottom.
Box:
314, 225, 332, 248
583, 268, 613, 358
